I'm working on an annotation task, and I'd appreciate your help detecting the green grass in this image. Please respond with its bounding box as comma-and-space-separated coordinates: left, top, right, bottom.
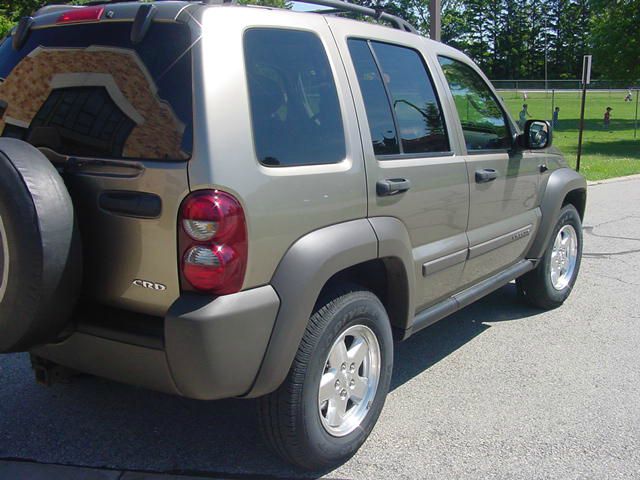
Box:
500, 90, 640, 180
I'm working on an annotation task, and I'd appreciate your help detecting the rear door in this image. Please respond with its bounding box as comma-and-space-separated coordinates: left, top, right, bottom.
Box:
328, 18, 470, 311
436, 55, 541, 286
0, 13, 195, 315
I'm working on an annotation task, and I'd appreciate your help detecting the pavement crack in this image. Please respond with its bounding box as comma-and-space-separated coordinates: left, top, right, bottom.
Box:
584, 214, 640, 230
584, 248, 640, 257
596, 274, 640, 287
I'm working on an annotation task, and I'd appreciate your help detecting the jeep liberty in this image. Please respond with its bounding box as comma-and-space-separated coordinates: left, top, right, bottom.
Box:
0, 0, 586, 470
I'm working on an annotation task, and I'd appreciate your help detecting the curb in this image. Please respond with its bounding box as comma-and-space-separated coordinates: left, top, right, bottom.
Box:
0, 460, 318, 480
0, 460, 220, 480
587, 173, 640, 186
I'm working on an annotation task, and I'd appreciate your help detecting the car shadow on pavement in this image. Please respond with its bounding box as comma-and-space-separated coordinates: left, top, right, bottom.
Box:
0, 284, 541, 480
391, 283, 541, 391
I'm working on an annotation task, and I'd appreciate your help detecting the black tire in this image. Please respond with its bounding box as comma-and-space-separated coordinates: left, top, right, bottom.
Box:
0, 139, 81, 353
258, 286, 393, 471
517, 204, 582, 309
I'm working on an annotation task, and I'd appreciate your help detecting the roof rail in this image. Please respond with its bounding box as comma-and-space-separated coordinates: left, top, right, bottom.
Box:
298, 0, 418, 34
33, 0, 417, 34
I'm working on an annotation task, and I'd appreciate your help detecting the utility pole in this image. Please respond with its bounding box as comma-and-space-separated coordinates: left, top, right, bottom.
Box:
429, 0, 441, 41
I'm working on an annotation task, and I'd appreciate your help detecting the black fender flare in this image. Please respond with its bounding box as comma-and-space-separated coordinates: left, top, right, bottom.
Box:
246, 217, 416, 398
527, 167, 587, 259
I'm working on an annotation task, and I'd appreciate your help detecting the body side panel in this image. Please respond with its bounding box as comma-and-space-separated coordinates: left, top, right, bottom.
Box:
188, 8, 368, 291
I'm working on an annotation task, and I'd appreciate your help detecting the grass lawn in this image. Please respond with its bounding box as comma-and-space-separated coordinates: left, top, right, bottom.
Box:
499, 90, 640, 181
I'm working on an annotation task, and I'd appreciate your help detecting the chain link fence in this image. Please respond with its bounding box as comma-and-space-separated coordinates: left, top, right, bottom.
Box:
491, 79, 639, 92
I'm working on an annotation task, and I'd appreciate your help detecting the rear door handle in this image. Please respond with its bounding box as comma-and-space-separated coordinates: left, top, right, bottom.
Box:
475, 168, 498, 183
376, 178, 411, 197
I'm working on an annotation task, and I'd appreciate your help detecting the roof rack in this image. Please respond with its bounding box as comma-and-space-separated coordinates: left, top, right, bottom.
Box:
32, 0, 417, 34
300, 0, 418, 33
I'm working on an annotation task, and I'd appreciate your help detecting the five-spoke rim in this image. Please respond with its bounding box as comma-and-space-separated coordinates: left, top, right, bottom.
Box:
550, 224, 578, 291
318, 324, 381, 437
0, 214, 8, 303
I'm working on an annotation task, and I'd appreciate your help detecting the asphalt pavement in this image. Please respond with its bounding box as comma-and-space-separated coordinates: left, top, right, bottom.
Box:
1, 176, 639, 479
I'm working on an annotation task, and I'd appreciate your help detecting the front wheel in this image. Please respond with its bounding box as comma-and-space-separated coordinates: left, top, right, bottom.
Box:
517, 204, 583, 309
258, 287, 393, 470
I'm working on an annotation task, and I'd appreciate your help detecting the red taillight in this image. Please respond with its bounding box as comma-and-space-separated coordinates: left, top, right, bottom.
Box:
179, 190, 247, 295
57, 6, 104, 24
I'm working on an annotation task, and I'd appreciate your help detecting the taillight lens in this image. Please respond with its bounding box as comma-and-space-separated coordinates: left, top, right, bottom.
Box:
57, 6, 104, 24
179, 190, 247, 295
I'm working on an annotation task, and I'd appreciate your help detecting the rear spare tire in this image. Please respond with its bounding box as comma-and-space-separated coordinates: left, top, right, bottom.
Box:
0, 138, 81, 353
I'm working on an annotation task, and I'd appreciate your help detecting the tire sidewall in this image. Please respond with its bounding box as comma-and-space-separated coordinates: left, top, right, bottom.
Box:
299, 292, 393, 464
540, 205, 583, 304
0, 141, 81, 352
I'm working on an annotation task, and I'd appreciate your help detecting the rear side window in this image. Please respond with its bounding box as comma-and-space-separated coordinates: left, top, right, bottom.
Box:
348, 39, 449, 157
347, 40, 399, 155
244, 28, 346, 167
0, 22, 193, 161
438, 56, 511, 152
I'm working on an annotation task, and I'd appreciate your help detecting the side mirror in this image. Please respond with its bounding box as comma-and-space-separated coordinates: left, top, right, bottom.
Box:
518, 120, 552, 150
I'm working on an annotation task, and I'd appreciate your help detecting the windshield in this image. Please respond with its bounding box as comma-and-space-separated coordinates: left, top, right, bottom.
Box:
0, 21, 193, 161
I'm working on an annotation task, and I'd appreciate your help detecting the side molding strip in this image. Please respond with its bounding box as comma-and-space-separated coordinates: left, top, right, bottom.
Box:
422, 249, 467, 276
468, 225, 532, 259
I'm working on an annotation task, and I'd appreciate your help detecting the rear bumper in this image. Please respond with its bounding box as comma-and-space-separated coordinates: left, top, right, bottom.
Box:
32, 285, 280, 400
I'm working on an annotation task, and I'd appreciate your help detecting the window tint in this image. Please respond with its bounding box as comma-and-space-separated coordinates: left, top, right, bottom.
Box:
348, 39, 399, 155
0, 22, 193, 160
369, 42, 449, 155
438, 56, 511, 151
245, 29, 346, 167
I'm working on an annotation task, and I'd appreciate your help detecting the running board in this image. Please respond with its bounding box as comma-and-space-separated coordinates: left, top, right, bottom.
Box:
402, 259, 535, 340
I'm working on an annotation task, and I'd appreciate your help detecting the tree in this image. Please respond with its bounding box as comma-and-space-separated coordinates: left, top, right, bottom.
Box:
590, 0, 640, 82
0, 14, 13, 38
1, 0, 46, 20
238, 0, 290, 7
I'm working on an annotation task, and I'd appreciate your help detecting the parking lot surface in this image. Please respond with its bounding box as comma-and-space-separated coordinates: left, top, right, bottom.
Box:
1, 176, 639, 479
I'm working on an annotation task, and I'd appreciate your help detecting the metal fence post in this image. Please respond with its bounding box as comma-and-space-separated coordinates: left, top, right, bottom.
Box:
635, 89, 639, 139
576, 55, 592, 172
551, 89, 555, 130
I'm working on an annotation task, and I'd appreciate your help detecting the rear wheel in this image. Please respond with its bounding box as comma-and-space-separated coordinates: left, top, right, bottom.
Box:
258, 287, 393, 470
517, 204, 583, 309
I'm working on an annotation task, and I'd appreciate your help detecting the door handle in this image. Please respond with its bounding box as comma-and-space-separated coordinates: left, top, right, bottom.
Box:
475, 168, 498, 183
376, 178, 411, 197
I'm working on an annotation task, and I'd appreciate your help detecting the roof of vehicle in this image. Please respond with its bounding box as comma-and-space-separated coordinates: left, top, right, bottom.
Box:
13, 0, 476, 74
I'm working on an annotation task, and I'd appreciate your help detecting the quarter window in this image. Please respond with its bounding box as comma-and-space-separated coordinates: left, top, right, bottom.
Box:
348, 39, 449, 157
438, 56, 511, 152
245, 29, 346, 167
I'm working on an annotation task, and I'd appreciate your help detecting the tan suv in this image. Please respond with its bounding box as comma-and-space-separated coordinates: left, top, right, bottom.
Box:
0, 0, 586, 470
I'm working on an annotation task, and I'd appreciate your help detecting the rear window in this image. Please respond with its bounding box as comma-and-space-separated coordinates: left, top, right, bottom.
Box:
0, 22, 193, 161
244, 28, 346, 167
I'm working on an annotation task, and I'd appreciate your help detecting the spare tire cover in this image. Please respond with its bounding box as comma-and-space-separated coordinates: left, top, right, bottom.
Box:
0, 138, 81, 353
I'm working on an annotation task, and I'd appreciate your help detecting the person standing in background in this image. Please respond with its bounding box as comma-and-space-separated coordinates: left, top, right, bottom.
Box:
519, 104, 531, 129
552, 107, 560, 129
625, 89, 633, 102
604, 107, 612, 129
